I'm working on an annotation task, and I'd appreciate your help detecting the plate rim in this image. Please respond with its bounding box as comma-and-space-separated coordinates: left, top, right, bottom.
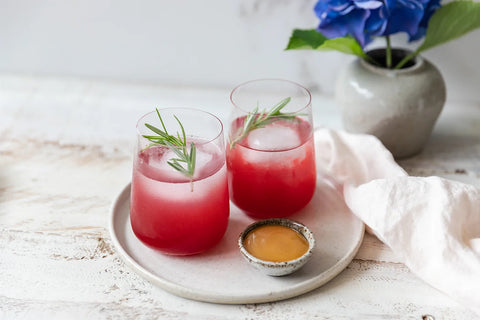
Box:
109, 182, 365, 304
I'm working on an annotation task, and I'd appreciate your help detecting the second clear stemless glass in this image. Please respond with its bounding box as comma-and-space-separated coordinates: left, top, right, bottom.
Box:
130, 108, 229, 255
227, 79, 317, 219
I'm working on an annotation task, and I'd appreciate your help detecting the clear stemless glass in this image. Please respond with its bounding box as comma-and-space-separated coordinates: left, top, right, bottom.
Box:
130, 108, 229, 255
227, 79, 316, 219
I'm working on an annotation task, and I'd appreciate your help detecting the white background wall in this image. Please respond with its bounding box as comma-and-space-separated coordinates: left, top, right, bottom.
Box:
1, 0, 479, 101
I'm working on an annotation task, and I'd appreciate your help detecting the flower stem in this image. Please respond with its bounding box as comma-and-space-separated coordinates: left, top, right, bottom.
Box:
386, 36, 392, 69
363, 53, 381, 67
394, 49, 419, 69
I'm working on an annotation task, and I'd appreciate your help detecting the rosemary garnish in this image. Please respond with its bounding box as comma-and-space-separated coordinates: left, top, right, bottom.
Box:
142, 109, 196, 179
230, 97, 296, 148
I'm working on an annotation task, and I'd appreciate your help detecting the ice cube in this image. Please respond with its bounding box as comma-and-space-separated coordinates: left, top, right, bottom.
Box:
192, 148, 213, 179
239, 124, 307, 165
147, 149, 187, 181
143, 144, 215, 181
247, 124, 301, 151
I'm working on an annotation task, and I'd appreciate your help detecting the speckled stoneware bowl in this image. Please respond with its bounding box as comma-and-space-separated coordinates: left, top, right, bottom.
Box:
238, 218, 315, 277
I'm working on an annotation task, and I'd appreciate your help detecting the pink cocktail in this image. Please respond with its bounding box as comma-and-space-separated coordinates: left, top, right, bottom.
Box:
227, 79, 316, 219
130, 108, 229, 255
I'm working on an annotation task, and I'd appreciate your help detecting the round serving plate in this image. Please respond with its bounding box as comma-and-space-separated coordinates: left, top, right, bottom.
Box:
109, 179, 364, 304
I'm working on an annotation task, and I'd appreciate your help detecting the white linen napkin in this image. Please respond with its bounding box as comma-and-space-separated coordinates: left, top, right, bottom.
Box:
314, 128, 480, 316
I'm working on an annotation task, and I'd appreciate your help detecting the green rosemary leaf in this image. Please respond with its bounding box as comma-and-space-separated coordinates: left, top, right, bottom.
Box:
144, 123, 168, 137
164, 141, 185, 159
243, 106, 258, 132
167, 161, 188, 175
140, 142, 158, 153
143, 111, 196, 179
230, 97, 296, 148
174, 115, 187, 147
156, 108, 168, 134
142, 135, 164, 139
268, 97, 291, 116
189, 142, 196, 175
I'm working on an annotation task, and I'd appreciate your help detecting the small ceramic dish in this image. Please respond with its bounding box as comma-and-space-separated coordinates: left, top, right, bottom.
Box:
238, 218, 315, 276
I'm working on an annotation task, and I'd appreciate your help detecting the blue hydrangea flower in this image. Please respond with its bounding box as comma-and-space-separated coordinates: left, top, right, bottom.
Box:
314, 0, 441, 47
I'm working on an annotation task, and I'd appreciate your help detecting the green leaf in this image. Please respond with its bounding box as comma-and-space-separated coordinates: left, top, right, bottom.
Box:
168, 161, 187, 175
174, 115, 187, 146
418, 0, 480, 53
285, 29, 329, 50
189, 142, 196, 175
286, 29, 367, 58
269, 97, 291, 116
144, 124, 169, 139
321, 37, 366, 57
156, 108, 168, 134
143, 112, 196, 179
229, 97, 294, 148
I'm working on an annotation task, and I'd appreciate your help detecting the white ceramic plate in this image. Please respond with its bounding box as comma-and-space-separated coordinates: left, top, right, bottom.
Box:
109, 179, 364, 304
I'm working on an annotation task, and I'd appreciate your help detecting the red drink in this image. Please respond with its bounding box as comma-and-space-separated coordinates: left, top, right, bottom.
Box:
130, 108, 229, 255
227, 118, 316, 218
131, 143, 229, 255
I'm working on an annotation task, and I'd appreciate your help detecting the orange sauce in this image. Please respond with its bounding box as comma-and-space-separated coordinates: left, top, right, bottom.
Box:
244, 225, 309, 262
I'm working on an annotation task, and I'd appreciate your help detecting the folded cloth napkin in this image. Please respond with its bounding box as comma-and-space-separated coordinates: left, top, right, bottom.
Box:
314, 128, 480, 316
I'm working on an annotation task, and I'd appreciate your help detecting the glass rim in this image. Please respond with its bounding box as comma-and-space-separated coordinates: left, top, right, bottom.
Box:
136, 107, 224, 146
230, 78, 312, 114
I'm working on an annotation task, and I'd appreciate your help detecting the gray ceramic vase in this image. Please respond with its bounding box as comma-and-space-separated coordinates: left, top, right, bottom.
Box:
335, 49, 446, 159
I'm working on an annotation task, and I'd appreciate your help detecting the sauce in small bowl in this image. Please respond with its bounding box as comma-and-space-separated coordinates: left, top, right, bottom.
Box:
238, 218, 315, 276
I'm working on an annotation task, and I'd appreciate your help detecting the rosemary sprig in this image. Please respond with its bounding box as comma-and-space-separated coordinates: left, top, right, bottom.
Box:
230, 97, 296, 148
142, 109, 196, 179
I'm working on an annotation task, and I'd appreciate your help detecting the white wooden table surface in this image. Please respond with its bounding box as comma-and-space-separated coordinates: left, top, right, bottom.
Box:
1, 74, 479, 320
